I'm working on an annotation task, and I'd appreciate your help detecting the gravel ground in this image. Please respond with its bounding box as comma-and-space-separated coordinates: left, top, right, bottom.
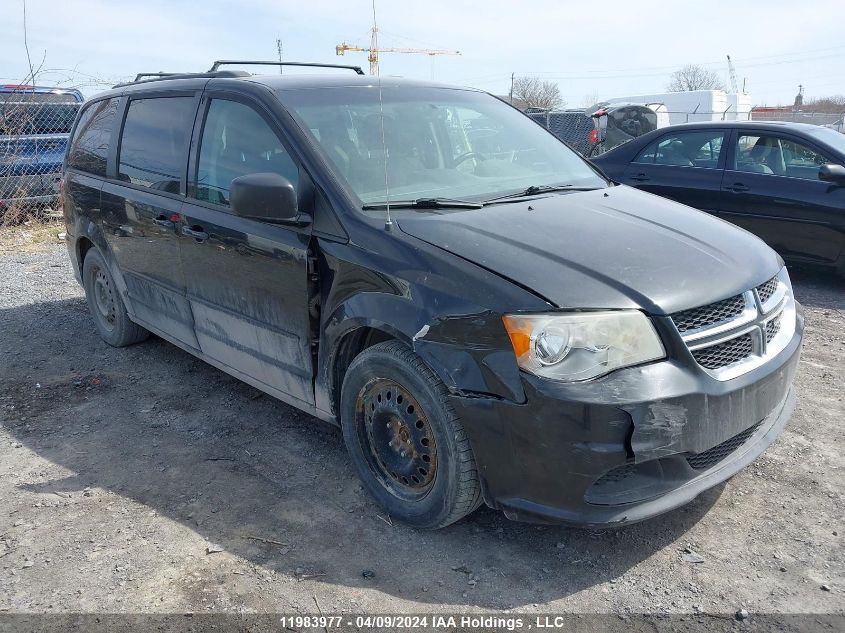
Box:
0, 238, 843, 626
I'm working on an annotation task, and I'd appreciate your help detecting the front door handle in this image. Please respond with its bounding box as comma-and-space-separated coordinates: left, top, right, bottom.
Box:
152, 215, 174, 228
181, 225, 209, 241
630, 173, 650, 182
727, 182, 749, 193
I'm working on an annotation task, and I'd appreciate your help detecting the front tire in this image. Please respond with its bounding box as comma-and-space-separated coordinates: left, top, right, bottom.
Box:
340, 341, 482, 529
82, 248, 149, 347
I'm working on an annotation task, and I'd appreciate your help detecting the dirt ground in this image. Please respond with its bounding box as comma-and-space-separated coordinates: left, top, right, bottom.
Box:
0, 231, 843, 625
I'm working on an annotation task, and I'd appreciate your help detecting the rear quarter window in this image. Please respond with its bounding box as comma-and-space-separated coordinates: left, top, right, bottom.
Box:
67, 98, 120, 177
118, 97, 196, 194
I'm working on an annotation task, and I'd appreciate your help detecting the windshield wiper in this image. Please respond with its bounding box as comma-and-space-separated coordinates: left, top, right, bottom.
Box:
362, 197, 483, 210
483, 184, 600, 204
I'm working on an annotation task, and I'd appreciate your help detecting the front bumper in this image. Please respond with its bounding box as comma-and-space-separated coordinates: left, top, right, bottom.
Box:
451, 304, 804, 527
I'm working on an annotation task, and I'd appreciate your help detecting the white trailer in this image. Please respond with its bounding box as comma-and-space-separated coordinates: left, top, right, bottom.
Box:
602, 90, 750, 125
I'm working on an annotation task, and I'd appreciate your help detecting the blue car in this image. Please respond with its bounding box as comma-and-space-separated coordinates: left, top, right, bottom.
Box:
0, 84, 83, 214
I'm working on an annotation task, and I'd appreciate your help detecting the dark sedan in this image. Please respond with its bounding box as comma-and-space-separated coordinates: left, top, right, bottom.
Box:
592, 121, 845, 274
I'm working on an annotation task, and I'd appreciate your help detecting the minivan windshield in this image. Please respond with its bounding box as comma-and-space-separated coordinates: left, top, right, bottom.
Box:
279, 86, 607, 207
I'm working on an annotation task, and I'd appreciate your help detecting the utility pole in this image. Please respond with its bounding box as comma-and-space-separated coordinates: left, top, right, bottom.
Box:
509, 72, 515, 104
276, 38, 283, 74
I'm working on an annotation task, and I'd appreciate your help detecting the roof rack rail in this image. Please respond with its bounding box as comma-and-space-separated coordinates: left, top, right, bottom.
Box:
208, 60, 365, 75
133, 72, 179, 82
112, 70, 250, 89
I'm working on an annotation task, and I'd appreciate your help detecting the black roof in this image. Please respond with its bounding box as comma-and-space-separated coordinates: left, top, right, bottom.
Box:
94, 71, 480, 102
658, 120, 825, 132
247, 74, 477, 92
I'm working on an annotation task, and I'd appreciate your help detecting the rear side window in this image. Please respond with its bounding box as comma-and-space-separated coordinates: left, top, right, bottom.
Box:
67, 98, 119, 176
195, 99, 298, 207
118, 97, 196, 193
635, 131, 725, 168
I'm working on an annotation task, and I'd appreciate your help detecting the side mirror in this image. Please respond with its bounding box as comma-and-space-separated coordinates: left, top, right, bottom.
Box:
230, 173, 304, 224
819, 163, 845, 186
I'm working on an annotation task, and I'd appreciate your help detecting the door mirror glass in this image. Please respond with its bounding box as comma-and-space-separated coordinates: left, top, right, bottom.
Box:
819, 163, 845, 186
230, 173, 298, 222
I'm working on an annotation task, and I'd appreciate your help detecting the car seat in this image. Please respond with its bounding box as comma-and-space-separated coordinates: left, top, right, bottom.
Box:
747, 137, 785, 175
657, 140, 693, 166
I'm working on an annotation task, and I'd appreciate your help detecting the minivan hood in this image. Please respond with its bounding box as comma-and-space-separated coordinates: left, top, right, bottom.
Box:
398, 186, 781, 315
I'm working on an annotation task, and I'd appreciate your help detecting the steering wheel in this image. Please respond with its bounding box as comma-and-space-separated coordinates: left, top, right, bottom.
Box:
453, 151, 485, 166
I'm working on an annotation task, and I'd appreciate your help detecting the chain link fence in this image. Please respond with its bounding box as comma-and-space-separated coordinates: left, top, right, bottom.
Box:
750, 110, 845, 132
0, 88, 83, 225
527, 110, 597, 155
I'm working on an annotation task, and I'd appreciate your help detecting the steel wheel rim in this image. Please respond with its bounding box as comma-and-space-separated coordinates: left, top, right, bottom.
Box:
93, 268, 116, 331
356, 379, 437, 501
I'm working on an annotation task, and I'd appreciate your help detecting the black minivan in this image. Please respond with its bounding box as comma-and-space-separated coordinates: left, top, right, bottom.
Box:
62, 62, 804, 529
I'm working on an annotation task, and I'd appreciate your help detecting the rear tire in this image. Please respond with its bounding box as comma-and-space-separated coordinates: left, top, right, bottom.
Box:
82, 248, 149, 347
340, 341, 482, 529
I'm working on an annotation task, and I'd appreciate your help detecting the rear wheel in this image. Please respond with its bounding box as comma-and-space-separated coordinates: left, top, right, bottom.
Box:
82, 249, 149, 347
340, 341, 482, 529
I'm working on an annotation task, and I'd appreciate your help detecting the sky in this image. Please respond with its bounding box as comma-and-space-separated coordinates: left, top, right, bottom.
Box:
1, 0, 843, 106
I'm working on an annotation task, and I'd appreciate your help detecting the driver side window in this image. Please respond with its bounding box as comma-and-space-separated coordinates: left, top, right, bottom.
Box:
195, 99, 299, 208
735, 134, 831, 180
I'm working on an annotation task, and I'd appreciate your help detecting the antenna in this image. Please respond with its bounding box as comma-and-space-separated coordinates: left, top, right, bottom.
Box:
372, 0, 393, 231
276, 38, 283, 74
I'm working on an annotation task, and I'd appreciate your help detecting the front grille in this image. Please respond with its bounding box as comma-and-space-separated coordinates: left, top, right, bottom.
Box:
756, 277, 779, 305
765, 315, 782, 342
671, 275, 790, 378
692, 334, 754, 370
672, 295, 745, 333
686, 422, 761, 470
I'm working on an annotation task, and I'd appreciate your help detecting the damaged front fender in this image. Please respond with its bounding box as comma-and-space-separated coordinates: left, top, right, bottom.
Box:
314, 238, 550, 419
411, 311, 527, 403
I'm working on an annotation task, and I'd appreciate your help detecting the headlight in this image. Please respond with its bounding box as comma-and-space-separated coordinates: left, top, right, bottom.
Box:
502, 311, 665, 381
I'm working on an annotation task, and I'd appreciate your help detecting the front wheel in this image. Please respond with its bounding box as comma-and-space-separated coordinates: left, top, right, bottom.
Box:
340, 341, 482, 529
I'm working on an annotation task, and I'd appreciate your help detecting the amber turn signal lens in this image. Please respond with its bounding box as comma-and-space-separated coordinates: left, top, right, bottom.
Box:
501, 315, 532, 358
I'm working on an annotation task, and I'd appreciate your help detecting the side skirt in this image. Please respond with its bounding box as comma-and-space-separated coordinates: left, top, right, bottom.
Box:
129, 315, 336, 426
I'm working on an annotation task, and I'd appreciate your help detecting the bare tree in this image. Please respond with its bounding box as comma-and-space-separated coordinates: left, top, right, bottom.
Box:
511, 76, 564, 110
667, 64, 726, 92
805, 95, 845, 113
581, 90, 601, 108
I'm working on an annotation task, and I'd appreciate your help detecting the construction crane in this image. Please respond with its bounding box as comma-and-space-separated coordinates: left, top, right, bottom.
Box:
726, 55, 739, 93
336, 27, 460, 76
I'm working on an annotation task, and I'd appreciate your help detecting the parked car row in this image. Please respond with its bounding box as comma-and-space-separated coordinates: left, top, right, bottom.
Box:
62, 62, 802, 529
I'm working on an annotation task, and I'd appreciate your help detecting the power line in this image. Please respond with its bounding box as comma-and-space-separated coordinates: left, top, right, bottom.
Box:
457, 46, 845, 84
